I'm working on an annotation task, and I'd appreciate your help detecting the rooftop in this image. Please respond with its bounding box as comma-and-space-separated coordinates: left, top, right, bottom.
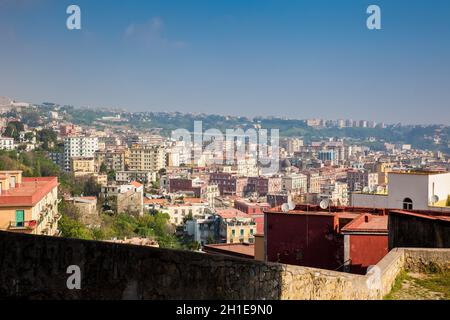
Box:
216, 208, 251, 219
203, 243, 255, 259
341, 214, 388, 234
0, 177, 58, 207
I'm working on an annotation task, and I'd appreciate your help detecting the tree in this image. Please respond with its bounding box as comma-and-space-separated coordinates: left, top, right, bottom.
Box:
99, 162, 108, 174
4, 122, 23, 140
83, 177, 101, 196
37, 128, 57, 150
59, 215, 93, 240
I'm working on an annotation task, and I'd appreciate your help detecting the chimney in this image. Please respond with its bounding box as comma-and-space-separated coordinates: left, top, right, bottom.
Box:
364, 215, 370, 223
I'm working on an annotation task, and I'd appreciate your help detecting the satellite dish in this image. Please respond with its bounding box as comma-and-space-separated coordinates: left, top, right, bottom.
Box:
431, 195, 439, 203
362, 187, 370, 193
288, 199, 296, 210
369, 186, 376, 193
319, 199, 330, 210
281, 203, 290, 213
376, 186, 384, 193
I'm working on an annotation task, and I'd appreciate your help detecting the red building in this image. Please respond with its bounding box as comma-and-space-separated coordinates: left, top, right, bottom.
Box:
246, 177, 281, 196
168, 178, 205, 197
264, 205, 389, 273
341, 214, 388, 274
233, 199, 269, 234
209, 173, 248, 196
234, 199, 270, 214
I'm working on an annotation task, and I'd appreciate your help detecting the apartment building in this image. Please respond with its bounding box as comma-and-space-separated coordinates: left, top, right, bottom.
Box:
168, 177, 205, 197
347, 169, 379, 192
160, 200, 210, 226
0, 171, 59, 236
209, 172, 248, 196
216, 208, 256, 244
101, 181, 144, 216
63, 136, 99, 171
282, 174, 308, 193
116, 171, 157, 186
95, 149, 127, 172
129, 145, 166, 172
70, 156, 95, 175
246, 177, 282, 196
0, 136, 15, 150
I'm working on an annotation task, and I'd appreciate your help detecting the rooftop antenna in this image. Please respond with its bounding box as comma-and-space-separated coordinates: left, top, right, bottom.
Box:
431, 195, 439, 205
281, 203, 290, 213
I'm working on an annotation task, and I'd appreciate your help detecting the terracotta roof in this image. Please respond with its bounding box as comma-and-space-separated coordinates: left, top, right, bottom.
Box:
216, 208, 250, 219
184, 197, 207, 204
0, 177, 58, 207
390, 210, 450, 223
144, 198, 167, 205
130, 181, 143, 188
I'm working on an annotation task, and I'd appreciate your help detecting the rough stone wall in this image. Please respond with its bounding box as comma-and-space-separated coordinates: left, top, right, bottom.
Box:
0, 231, 449, 300
403, 248, 450, 273
0, 231, 283, 299
279, 264, 372, 300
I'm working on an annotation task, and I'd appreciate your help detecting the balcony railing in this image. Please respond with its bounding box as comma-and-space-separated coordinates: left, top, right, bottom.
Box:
8, 220, 38, 230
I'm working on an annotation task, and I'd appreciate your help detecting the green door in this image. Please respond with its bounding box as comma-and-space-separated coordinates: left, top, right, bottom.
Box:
16, 210, 24, 227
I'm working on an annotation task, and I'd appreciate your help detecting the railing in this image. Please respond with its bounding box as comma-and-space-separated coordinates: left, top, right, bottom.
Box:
8, 220, 38, 230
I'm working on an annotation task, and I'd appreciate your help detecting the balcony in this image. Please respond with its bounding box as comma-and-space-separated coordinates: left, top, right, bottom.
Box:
8, 220, 38, 231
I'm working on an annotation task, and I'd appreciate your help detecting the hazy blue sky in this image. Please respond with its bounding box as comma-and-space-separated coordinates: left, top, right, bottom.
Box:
1, 0, 449, 124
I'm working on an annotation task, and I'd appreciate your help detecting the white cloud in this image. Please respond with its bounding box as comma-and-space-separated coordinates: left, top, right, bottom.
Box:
124, 17, 186, 49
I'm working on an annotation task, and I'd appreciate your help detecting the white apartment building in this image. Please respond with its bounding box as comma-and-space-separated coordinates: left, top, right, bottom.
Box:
0, 137, 15, 150
160, 202, 210, 226
63, 136, 99, 171
351, 171, 450, 212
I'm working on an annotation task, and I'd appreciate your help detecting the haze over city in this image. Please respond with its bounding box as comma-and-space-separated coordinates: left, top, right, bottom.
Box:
1, 0, 450, 124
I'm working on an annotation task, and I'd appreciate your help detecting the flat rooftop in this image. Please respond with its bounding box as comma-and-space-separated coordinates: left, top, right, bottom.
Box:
341, 214, 388, 234
203, 243, 255, 259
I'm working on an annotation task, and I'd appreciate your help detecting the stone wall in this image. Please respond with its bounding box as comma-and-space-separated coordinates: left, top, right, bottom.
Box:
0, 231, 448, 300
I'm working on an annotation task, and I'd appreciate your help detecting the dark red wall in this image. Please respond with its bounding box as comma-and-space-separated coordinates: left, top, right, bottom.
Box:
266, 213, 344, 270
349, 234, 388, 274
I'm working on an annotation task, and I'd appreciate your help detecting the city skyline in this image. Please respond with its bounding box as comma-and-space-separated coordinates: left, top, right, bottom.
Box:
1, 0, 450, 124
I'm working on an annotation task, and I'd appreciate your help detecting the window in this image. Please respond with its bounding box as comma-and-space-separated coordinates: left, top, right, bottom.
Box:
231, 229, 236, 236
240, 229, 244, 236
15, 210, 25, 227
403, 197, 413, 210
250, 229, 254, 235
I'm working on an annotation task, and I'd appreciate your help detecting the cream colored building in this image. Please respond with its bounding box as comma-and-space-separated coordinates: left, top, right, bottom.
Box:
129, 145, 166, 172
70, 156, 95, 174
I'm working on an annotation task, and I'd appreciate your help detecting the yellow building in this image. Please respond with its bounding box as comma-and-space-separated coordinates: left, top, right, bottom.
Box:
376, 162, 395, 185
0, 171, 59, 236
217, 209, 256, 244
70, 156, 95, 174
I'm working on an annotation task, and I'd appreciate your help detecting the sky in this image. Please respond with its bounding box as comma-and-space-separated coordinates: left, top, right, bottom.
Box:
0, 0, 449, 124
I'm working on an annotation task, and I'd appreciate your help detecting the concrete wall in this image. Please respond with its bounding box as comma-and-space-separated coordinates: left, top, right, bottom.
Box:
0, 231, 448, 300
351, 193, 389, 208
388, 173, 430, 210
